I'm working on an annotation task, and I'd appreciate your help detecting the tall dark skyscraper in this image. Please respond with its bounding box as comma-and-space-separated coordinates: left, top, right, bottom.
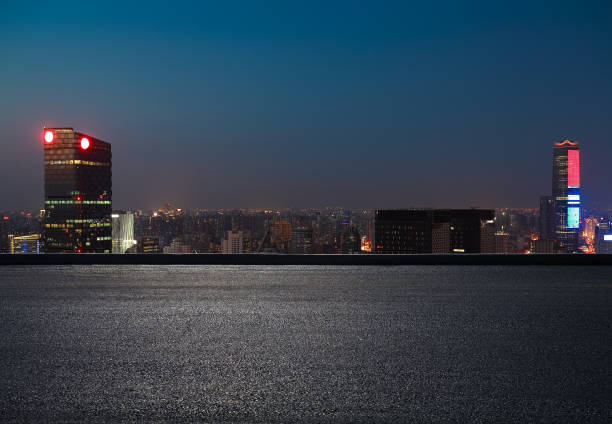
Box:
43, 128, 112, 253
552, 140, 580, 252
538, 195, 555, 241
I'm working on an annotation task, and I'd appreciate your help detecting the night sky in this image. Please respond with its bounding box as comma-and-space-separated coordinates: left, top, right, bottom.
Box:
1, 1, 611, 211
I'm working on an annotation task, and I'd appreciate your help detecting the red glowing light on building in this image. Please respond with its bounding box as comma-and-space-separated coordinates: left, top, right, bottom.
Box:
76, 248, 82, 253
2, 216, 8, 220
568, 149, 580, 187
76, 196, 82, 202
44, 131, 54, 143
80, 137, 90, 150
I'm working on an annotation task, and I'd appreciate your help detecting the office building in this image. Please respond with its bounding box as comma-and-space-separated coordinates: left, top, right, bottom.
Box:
339, 226, 361, 254
495, 232, 514, 254
289, 227, 313, 254
270, 220, 292, 243
530, 239, 556, 254
0, 217, 9, 253
163, 238, 191, 253
112, 211, 135, 253
478, 215, 496, 253
539, 195, 555, 240
221, 230, 244, 253
8, 234, 41, 254
375, 209, 495, 254
552, 140, 580, 252
435, 209, 495, 253
374, 210, 434, 254
136, 237, 159, 253
43, 127, 112, 252
432, 222, 450, 254
595, 221, 612, 254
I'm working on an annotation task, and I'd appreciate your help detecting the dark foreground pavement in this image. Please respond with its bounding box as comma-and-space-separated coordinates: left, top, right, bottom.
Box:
1, 265, 611, 422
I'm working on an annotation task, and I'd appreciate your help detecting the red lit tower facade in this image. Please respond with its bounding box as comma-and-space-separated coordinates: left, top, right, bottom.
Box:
43, 128, 112, 252
552, 140, 580, 252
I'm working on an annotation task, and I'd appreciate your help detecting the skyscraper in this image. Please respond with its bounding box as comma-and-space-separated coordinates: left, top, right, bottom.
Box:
552, 140, 580, 252
538, 195, 555, 241
112, 211, 135, 253
43, 128, 112, 252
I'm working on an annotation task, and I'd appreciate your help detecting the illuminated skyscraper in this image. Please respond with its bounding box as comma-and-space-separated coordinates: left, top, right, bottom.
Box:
43, 128, 112, 252
552, 140, 580, 252
112, 211, 135, 253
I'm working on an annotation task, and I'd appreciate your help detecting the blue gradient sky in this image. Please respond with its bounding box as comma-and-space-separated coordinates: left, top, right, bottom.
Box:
1, 1, 611, 210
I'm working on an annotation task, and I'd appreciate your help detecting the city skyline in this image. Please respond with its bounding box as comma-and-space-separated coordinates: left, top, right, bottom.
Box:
0, 127, 608, 254
1, 2, 612, 211
0, 131, 605, 213
2, 4, 612, 423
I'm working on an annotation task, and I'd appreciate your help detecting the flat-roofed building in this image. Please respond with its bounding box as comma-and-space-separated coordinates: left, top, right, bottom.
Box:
595, 221, 612, 254
43, 127, 111, 253
8, 234, 41, 254
112, 211, 135, 253
375, 209, 495, 254
221, 230, 244, 253
136, 237, 159, 253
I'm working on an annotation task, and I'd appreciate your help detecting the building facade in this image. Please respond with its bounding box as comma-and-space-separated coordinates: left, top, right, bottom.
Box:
136, 237, 159, 253
595, 221, 612, 254
221, 230, 244, 253
552, 140, 580, 252
289, 227, 313, 254
112, 211, 135, 253
339, 226, 361, 254
163, 238, 192, 253
374, 209, 495, 254
8, 234, 42, 254
495, 231, 514, 254
270, 220, 292, 244
539, 195, 555, 241
374, 210, 434, 254
43, 128, 112, 252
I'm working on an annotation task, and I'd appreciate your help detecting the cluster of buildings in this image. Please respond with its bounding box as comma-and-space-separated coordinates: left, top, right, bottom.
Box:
536, 140, 611, 253
0, 128, 610, 254
130, 207, 369, 254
